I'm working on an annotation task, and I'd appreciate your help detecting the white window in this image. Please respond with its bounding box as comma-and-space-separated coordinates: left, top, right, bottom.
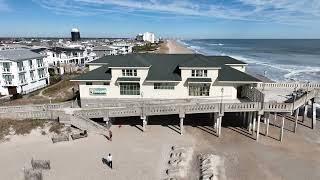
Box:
120, 83, 140, 95
37, 68, 46, 78
191, 70, 207, 77
189, 84, 210, 96
37, 59, 44, 67
3, 75, 13, 85
19, 73, 26, 84
30, 71, 35, 81
2, 62, 11, 72
17, 62, 24, 71
122, 69, 137, 76
154, 83, 175, 90
29, 60, 33, 69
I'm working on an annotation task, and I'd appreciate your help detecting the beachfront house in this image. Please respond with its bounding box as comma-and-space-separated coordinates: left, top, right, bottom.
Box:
0, 49, 50, 96
71, 54, 262, 106
45, 46, 96, 66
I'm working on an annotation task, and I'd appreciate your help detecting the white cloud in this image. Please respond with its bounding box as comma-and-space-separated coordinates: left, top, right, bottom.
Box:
32, 0, 320, 24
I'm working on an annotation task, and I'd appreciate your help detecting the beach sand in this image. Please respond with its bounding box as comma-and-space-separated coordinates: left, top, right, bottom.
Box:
156, 40, 194, 54
0, 114, 320, 180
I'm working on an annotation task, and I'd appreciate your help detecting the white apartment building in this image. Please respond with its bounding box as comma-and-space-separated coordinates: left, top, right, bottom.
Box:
143, 32, 155, 43
71, 54, 261, 106
0, 49, 50, 95
44, 46, 97, 66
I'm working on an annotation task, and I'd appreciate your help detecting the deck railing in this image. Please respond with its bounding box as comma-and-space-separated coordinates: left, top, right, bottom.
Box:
256, 83, 320, 90
1, 88, 319, 120
0, 101, 74, 113
224, 102, 260, 112
263, 103, 293, 112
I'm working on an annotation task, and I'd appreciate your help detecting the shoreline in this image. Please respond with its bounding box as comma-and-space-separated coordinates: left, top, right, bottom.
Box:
157, 40, 195, 54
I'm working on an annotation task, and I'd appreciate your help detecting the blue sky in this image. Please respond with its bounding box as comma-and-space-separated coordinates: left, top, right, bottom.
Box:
1, 0, 320, 38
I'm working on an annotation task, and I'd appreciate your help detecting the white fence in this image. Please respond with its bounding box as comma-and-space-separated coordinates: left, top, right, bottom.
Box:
256, 83, 320, 90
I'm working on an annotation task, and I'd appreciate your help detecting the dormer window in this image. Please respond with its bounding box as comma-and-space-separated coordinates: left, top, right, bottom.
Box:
191, 70, 207, 77
122, 69, 137, 76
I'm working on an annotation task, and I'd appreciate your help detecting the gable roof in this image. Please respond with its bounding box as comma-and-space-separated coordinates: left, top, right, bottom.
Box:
89, 54, 151, 67
0, 49, 45, 62
71, 66, 111, 81
74, 54, 260, 83
218, 65, 261, 83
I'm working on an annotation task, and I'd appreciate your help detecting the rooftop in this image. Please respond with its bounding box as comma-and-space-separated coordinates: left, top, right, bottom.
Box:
74, 54, 261, 83
0, 49, 45, 62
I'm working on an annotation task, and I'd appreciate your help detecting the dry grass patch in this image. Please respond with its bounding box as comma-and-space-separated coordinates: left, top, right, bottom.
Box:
49, 122, 64, 134
42, 76, 78, 98
0, 119, 64, 141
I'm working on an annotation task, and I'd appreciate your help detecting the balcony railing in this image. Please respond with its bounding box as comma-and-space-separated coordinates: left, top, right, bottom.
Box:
4, 81, 13, 85
2, 68, 11, 73
19, 80, 27, 85
18, 67, 25, 72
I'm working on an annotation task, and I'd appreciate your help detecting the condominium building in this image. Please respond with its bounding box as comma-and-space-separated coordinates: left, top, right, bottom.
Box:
71, 54, 261, 106
0, 49, 50, 95
44, 46, 96, 66
143, 32, 155, 43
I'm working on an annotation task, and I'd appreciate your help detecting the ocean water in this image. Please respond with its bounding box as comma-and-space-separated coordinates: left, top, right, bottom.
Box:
179, 39, 320, 83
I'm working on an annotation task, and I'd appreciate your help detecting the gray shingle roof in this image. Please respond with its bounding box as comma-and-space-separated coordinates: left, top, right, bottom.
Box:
89, 54, 151, 67
187, 78, 212, 83
117, 77, 141, 82
0, 49, 45, 62
72, 66, 111, 81
50, 47, 84, 53
74, 54, 261, 83
218, 66, 261, 82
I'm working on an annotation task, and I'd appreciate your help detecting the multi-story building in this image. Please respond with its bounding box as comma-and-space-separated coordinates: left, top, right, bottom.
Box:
0, 44, 31, 51
93, 45, 118, 58
135, 34, 144, 41
0, 49, 50, 95
143, 32, 155, 43
71, 54, 261, 106
44, 46, 96, 66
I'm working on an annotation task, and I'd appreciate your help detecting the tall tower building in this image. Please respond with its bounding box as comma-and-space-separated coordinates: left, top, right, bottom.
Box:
71, 28, 81, 41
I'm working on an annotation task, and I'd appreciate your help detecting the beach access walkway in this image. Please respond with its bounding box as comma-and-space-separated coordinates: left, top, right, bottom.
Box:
0, 82, 319, 143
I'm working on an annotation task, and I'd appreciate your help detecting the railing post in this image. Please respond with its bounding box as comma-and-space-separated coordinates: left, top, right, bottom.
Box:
303, 104, 308, 122
248, 112, 253, 133
179, 106, 186, 135
141, 116, 147, 132
265, 112, 270, 136
252, 112, 256, 136
280, 115, 285, 142
256, 114, 261, 142
180, 117, 184, 135
294, 108, 299, 133
217, 115, 223, 137
312, 100, 317, 130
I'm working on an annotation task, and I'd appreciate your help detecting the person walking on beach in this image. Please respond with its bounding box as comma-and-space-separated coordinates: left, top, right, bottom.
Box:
109, 130, 113, 141
107, 153, 113, 169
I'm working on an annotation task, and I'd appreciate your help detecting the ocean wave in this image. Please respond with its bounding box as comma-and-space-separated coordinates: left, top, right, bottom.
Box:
209, 43, 224, 46
179, 40, 320, 82
227, 54, 320, 82
177, 40, 189, 46
189, 46, 201, 50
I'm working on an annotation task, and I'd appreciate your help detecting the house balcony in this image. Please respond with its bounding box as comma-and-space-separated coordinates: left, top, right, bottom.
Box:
37, 64, 44, 68
3, 81, 14, 86
18, 67, 26, 72
19, 80, 28, 86
2, 68, 12, 73
29, 65, 36, 70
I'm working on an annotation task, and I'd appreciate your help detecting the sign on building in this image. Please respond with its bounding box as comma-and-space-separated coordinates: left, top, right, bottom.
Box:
89, 88, 107, 95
